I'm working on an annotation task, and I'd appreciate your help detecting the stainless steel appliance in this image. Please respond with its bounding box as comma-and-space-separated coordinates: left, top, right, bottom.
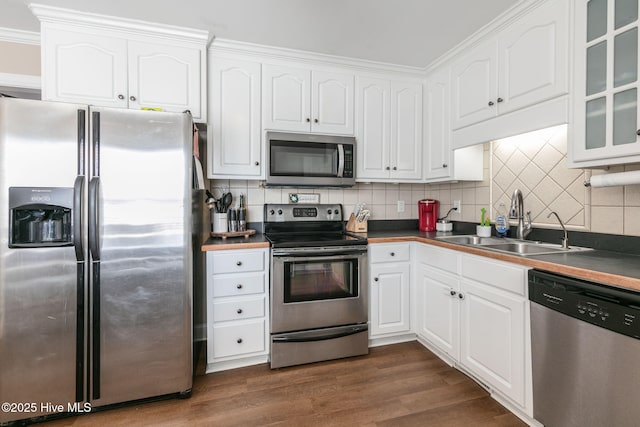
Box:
529, 270, 640, 427
265, 132, 356, 187
264, 203, 368, 369
0, 98, 196, 424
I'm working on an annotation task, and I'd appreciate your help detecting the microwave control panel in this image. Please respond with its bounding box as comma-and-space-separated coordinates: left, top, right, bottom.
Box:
343, 146, 354, 178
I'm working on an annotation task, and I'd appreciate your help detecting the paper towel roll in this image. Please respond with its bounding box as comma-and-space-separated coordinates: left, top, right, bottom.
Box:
587, 170, 640, 187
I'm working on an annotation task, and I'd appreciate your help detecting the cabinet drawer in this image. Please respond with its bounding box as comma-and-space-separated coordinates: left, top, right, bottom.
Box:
369, 243, 410, 263
209, 250, 265, 274
212, 320, 266, 358
461, 254, 527, 296
415, 243, 459, 274
211, 273, 265, 298
212, 297, 265, 322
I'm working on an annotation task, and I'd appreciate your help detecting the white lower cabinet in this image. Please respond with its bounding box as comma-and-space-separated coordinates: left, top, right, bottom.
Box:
206, 248, 270, 372
414, 243, 532, 417
368, 243, 413, 345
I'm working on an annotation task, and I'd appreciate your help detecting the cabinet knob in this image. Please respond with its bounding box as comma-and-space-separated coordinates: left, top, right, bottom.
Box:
237, 308, 243, 314
118, 94, 125, 100
237, 338, 243, 344
386, 166, 390, 170
458, 293, 465, 300
314, 118, 319, 123
450, 290, 457, 296
390, 252, 395, 257
393, 166, 397, 170
255, 161, 260, 166
374, 277, 379, 282
497, 97, 504, 103
236, 284, 243, 289
236, 261, 242, 266
129, 95, 136, 102
488, 101, 494, 106
306, 118, 311, 123
442, 163, 448, 168
636, 129, 640, 136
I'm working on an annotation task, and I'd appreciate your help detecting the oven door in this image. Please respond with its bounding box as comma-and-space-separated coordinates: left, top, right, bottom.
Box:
271, 246, 368, 333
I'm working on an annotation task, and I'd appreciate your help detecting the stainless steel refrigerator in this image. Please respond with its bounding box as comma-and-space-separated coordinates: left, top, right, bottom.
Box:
0, 98, 195, 424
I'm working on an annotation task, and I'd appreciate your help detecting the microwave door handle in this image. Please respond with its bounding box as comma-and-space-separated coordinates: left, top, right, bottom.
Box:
337, 144, 345, 178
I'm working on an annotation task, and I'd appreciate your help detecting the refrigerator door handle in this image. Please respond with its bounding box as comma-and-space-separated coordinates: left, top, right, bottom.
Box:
88, 177, 100, 261
73, 176, 85, 262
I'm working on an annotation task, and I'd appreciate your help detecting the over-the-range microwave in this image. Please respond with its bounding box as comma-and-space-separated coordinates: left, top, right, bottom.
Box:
265, 132, 356, 187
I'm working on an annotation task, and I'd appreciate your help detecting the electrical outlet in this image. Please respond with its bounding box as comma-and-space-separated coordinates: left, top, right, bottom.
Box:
397, 200, 405, 213
453, 200, 461, 215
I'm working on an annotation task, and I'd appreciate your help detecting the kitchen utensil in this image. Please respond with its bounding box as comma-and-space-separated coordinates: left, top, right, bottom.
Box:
221, 192, 233, 213
228, 208, 238, 232
238, 207, 246, 232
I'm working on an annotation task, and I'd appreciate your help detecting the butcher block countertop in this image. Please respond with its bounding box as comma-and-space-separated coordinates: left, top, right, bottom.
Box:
202, 227, 640, 292
365, 229, 640, 293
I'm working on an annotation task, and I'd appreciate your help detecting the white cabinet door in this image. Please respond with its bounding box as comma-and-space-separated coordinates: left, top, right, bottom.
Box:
424, 67, 453, 180
262, 65, 311, 132
208, 57, 262, 178
370, 263, 411, 337
356, 76, 391, 180
415, 263, 460, 359
459, 278, 526, 407
497, 0, 569, 115
390, 81, 422, 180
128, 41, 203, 118
312, 70, 355, 134
42, 28, 128, 107
451, 41, 498, 130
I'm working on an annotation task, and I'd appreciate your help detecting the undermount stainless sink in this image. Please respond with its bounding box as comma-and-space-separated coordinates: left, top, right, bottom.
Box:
436, 235, 592, 256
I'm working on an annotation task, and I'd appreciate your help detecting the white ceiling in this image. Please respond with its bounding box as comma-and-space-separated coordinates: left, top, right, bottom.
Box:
1, 0, 520, 68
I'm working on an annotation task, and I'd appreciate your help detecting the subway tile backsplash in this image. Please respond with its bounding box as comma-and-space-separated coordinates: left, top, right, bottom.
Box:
209, 125, 640, 237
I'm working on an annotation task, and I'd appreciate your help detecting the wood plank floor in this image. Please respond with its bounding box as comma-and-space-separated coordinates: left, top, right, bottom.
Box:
40, 342, 526, 426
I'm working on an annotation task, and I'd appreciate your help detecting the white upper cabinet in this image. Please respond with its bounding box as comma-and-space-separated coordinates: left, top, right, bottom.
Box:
569, 0, 640, 167
35, 6, 208, 121
451, 0, 569, 130
263, 65, 354, 135
208, 56, 262, 178
356, 76, 422, 181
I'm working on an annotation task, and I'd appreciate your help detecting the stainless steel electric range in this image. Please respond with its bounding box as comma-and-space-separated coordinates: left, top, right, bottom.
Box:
264, 203, 369, 369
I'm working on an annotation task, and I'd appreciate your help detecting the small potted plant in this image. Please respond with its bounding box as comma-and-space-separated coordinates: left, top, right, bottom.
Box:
477, 208, 491, 237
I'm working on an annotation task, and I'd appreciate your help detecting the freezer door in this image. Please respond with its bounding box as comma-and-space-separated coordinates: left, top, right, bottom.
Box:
0, 98, 87, 423
88, 107, 193, 406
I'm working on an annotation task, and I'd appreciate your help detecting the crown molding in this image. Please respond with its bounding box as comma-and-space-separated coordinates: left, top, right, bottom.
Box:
0, 27, 40, 45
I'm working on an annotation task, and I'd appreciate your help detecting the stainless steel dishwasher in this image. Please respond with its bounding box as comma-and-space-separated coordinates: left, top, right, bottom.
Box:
529, 270, 640, 427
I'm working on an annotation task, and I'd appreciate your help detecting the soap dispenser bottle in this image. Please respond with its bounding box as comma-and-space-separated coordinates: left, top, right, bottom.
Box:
495, 203, 508, 237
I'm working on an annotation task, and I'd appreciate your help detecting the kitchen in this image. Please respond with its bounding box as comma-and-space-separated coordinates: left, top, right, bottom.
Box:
2, 0, 640, 425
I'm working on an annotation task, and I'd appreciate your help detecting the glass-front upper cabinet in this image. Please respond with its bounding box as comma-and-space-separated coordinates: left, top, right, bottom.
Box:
570, 0, 640, 167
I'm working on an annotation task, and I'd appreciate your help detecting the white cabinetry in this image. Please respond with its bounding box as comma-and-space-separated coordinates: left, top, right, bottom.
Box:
206, 248, 270, 372
414, 243, 532, 416
368, 243, 413, 345
424, 66, 483, 182
356, 76, 422, 181
208, 55, 262, 178
263, 65, 354, 135
450, 0, 569, 147
569, 0, 640, 167
35, 6, 207, 120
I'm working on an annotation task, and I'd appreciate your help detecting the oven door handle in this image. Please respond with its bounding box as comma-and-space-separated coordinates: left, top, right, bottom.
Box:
272, 325, 368, 343
274, 252, 366, 262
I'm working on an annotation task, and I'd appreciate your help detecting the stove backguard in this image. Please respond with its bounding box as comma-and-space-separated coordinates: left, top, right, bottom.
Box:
9, 187, 74, 248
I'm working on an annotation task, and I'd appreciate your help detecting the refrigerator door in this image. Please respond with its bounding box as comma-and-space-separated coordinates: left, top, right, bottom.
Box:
0, 98, 87, 423
88, 107, 193, 406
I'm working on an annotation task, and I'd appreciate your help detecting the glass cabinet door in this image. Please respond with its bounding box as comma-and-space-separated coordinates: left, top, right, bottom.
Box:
573, 0, 640, 165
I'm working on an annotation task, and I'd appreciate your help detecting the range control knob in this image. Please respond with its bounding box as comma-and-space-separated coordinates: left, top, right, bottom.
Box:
334, 209, 339, 215
277, 209, 283, 215
327, 209, 333, 214
270, 209, 275, 215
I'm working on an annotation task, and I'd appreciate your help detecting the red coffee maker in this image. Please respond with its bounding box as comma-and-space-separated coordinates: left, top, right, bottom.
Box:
418, 199, 440, 231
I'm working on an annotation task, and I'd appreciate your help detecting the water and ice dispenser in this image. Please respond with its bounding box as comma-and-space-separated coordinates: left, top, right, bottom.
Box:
9, 187, 73, 248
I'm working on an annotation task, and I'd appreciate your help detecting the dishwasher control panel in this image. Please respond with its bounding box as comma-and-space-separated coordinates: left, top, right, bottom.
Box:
529, 270, 640, 339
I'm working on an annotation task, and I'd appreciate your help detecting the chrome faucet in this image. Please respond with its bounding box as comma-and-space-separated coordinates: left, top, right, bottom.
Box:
547, 211, 569, 249
509, 189, 532, 240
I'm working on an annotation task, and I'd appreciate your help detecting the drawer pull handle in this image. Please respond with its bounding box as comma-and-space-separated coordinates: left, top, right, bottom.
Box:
458, 293, 465, 300
236, 284, 243, 289
237, 308, 243, 314
237, 338, 243, 344
117, 94, 125, 100
450, 290, 456, 296
374, 277, 379, 282
236, 261, 242, 266
390, 252, 395, 256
